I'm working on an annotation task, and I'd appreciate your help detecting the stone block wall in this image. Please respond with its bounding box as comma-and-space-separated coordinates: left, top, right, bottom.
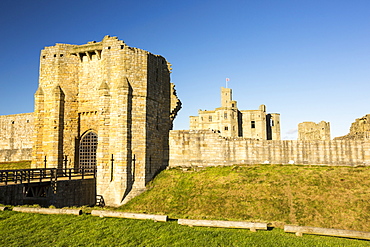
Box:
169, 130, 370, 167
0, 113, 34, 162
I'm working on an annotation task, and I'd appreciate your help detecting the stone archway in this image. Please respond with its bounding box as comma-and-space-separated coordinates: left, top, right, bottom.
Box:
79, 131, 98, 172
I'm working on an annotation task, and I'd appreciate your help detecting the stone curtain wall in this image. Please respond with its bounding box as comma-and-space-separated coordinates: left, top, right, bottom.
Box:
0, 113, 34, 162
169, 130, 370, 167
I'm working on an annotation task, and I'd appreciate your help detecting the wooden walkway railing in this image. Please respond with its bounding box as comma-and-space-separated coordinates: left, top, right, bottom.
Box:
0, 168, 96, 185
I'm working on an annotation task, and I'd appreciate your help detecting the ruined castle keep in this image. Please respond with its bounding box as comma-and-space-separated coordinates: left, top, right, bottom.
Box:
298, 121, 331, 141
0, 36, 181, 206
335, 114, 370, 140
0, 113, 33, 162
190, 87, 280, 140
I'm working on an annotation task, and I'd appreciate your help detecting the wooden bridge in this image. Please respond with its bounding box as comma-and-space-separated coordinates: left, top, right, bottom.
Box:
0, 168, 97, 207
0, 168, 95, 186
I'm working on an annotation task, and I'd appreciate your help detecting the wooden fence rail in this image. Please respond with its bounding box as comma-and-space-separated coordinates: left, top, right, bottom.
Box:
91, 210, 168, 222
178, 219, 268, 231
13, 207, 82, 215
0, 168, 95, 185
284, 225, 370, 240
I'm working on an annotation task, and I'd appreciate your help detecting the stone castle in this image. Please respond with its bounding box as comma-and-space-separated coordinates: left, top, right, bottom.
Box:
1, 36, 370, 206
190, 87, 280, 140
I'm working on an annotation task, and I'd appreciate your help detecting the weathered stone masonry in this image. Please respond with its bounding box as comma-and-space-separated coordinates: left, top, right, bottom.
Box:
169, 130, 370, 167
27, 36, 180, 206
0, 113, 33, 162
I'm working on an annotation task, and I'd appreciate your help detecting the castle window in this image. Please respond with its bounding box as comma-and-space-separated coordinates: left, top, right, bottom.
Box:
232, 103, 235, 107
121, 45, 124, 49
225, 126, 228, 131
42, 55, 46, 59
60, 54, 63, 57
251, 121, 255, 128
107, 46, 111, 49
224, 113, 227, 119
270, 119, 274, 126
53, 54, 57, 57
209, 116, 212, 122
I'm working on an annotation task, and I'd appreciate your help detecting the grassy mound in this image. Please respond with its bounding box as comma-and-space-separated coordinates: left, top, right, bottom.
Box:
120, 164, 370, 231
0, 161, 31, 170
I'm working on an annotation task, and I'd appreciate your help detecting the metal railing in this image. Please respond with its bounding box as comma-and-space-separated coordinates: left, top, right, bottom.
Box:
0, 168, 96, 185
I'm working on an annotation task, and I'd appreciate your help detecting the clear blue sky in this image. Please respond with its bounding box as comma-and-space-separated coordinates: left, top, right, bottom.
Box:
1, 0, 370, 139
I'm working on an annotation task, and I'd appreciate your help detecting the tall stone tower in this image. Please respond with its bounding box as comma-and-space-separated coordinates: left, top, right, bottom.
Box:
32, 36, 181, 206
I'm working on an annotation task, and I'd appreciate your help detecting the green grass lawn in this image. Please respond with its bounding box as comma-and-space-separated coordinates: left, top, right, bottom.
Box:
0, 210, 368, 247
2, 163, 370, 245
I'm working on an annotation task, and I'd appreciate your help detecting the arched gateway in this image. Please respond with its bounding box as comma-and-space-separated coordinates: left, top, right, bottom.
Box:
79, 131, 98, 172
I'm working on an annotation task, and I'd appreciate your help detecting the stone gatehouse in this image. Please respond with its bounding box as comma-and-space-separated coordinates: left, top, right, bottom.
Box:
0, 36, 181, 206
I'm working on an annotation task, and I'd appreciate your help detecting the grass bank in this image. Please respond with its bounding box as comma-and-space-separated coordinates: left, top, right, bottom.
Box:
120, 164, 370, 231
0, 210, 368, 246
0, 161, 31, 170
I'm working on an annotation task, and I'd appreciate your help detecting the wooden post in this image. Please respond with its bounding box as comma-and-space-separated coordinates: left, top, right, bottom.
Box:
13, 207, 82, 216
14, 171, 18, 184
27, 170, 31, 183
91, 210, 168, 222
178, 219, 267, 231
0, 207, 8, 211
64, 155, 68, 174
284, 225, 370, 240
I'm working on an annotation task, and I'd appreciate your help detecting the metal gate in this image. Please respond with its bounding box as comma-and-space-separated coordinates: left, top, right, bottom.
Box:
79, 131, 98, 172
